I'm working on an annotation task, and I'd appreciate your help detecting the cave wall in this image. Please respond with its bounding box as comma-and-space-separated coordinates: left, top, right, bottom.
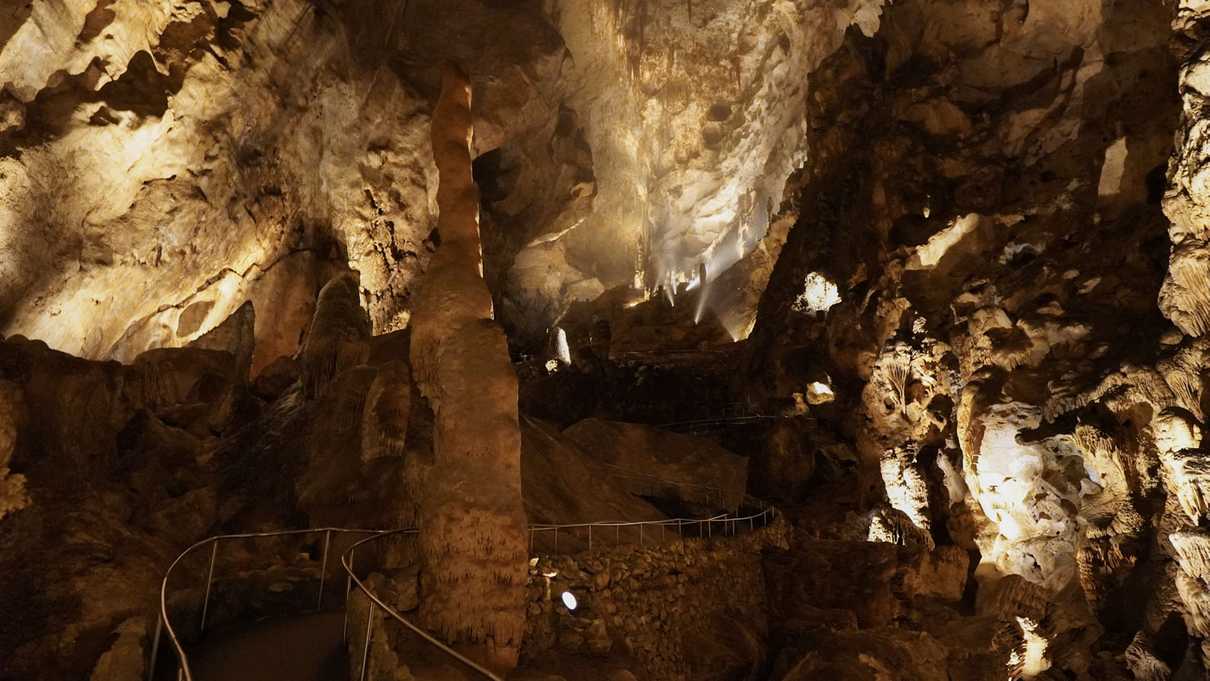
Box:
12, 0, 1210, 679
0, 0, 571, 366
744, 0, 1210, 676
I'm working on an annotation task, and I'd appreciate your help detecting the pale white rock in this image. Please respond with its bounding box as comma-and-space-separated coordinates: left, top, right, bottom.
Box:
880, 448, 933, 540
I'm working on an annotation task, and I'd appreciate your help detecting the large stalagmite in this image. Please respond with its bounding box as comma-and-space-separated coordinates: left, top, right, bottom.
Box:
409, 63, 528, 670
10, 1, 1210, 679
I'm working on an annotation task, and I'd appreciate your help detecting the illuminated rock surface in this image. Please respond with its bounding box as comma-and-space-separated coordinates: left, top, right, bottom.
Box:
8, 1, 1210, 680
410, 63, 527, 671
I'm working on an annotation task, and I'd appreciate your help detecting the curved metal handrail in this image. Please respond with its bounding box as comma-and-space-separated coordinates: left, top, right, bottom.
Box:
153, 508, 777, 681
526, 506, 775, 552
529, 503, 777, 529
154, 526, 390, 681
340, 530, 505, 681
338, 508, 776, 681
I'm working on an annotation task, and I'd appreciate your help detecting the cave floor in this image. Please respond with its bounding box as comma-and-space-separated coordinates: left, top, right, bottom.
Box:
187, 611, 346, 681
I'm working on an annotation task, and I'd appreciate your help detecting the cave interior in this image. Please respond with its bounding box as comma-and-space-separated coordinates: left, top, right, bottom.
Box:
5, 1, 1210, 680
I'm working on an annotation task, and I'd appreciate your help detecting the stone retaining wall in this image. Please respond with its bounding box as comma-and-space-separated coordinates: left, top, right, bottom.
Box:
520, 517, 790, 680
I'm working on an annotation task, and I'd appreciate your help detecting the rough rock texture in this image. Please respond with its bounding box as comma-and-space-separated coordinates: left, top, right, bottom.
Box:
188, 300, 256, 381
562, 417, 749, 511
0, 0, 434, 363
0, 0, 577, 365
0, 0, 908, 356
0, 378, 29, 521
15, 0, 1210, 680
541, 0, 886, 299
477, 0, 898, 347
0, 337, 234, 680
408, 64, 528, 671
521, 517, 789, 681
763, 533, 1016, 681
521, 416, 667, 526
299, 273, 372, 397
0, 281, 683, 680
1163, 1, 1210, 338
741, 0, 1210, 676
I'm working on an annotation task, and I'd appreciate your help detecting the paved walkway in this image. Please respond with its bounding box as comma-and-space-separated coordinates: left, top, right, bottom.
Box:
190, 612, 345, 681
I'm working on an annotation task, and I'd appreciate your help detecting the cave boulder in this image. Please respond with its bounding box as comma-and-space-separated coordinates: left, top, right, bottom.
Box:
561, 418, 748, 512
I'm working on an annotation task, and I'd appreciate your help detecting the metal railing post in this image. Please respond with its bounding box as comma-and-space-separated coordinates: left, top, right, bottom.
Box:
155, 515, 779, 681
317, 529, 332, 611
147, 615, 162, 681
360, 603, 376, 681
529, 528, 535, 554
199, 539, 219, 634
343, 545, 357, 643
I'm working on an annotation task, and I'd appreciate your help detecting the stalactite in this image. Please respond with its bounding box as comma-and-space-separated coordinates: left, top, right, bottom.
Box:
879, 446, 933, 540
409, 63, 528, 672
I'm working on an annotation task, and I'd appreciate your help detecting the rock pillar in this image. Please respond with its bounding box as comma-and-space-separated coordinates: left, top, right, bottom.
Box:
409, 63, 528, 671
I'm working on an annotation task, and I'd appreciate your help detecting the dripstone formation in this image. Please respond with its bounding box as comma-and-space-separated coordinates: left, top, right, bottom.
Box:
11, 1, 1210, 681
409, 63, 529, 672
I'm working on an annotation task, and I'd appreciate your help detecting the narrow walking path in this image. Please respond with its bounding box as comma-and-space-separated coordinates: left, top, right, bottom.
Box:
156, 509, 776, 681
189, 612, 345, 681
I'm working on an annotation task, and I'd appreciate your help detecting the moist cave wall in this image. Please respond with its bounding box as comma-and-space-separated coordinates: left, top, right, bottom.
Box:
7, 1, 1210, 681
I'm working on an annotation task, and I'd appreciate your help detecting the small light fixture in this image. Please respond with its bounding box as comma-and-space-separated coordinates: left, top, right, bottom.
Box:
555, 327, 571, 365
561, 591, 578, 611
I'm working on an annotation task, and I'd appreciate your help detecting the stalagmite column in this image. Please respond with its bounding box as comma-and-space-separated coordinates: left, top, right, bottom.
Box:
300, 274, 372, 397
409, 63, 528, 670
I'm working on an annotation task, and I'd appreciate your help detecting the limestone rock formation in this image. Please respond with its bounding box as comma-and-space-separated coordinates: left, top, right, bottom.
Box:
188, 300, 256, 382
0, 379, 28, 521
409, 63, 527, 671
520, 416, 666, 525
360, 359, 413, 462
299, 273, 372, 397
561, 417, 749, 512
15, 1, 1210, 680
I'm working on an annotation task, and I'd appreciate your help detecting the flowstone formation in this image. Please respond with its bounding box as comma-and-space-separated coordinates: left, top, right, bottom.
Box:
0, 0, 571, 366
19, 1, 1210, 680
743, 0, 1210, 676
408, 63, 528, 671
496, 0, 890, 344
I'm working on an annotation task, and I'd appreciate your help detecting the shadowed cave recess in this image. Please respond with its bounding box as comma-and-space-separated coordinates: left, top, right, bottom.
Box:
10, 1, 1210, 680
